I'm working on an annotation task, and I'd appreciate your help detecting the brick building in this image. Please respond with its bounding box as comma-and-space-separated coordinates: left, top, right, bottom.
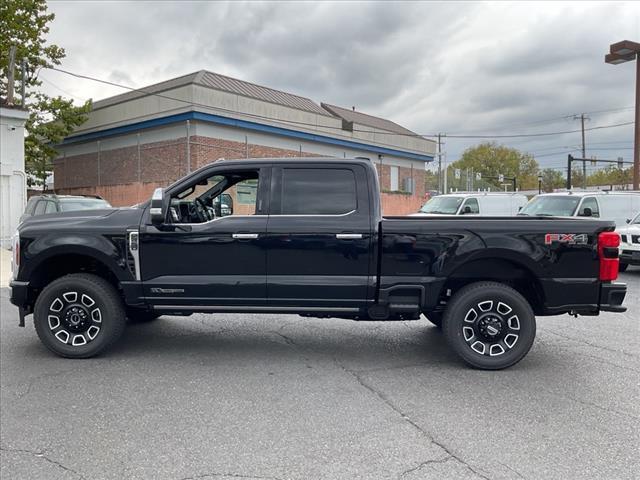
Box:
53, 71, 435, 214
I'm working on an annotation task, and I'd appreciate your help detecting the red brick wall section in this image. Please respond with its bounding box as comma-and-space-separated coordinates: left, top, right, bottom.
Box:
54, 134, 426, 212
380, 192, 425, 216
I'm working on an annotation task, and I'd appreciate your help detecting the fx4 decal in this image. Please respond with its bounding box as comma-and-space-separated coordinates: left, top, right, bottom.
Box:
544, 233, 589, 245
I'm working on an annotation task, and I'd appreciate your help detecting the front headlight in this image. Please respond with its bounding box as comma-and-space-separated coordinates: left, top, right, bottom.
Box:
11, 231, 19, 280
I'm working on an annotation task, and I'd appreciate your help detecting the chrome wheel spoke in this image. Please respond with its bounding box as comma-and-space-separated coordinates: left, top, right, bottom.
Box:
55, 330, 70, 344
464, 308, 478, 323
47, 291, 101, 347
477, 300, 493, 312
71, 334, 87, 346
48, 315, 60, 330
462, 299, 518, 357
504, 333, 519, 349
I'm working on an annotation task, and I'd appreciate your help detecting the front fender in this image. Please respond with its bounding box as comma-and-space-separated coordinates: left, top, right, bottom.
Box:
20, 233, 130, 282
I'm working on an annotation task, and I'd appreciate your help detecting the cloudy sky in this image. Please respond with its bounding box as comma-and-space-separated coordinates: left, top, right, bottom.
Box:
39, 1, 639, 172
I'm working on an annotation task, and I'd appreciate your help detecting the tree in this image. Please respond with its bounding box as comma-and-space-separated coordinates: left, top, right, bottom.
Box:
1, 0, 91, 187
540, 168, 564, 192
449, 142, 540, 191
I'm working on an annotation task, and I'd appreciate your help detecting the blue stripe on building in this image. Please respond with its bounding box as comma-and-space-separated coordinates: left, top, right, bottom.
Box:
61, 111, 434, 163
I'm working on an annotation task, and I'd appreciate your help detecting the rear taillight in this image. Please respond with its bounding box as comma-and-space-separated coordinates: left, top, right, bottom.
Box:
598, 231, 620, 281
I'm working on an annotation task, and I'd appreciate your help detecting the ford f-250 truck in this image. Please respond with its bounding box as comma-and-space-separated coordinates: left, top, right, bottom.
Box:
10, 158, 627, 369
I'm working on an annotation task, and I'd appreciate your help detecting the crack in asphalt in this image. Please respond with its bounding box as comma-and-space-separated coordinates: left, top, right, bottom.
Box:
178, 472, 283, 480
0, 445, 87, 479
498, 461, 527, 479
334, 361, 492, 480
399, 456, 452, 477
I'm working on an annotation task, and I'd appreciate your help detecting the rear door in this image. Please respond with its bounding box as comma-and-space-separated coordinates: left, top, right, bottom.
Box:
265, 163, 373, 310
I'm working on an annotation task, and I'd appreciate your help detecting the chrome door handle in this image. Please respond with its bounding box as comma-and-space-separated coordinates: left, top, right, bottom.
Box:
336, 233, 363, 239
232, 233, 259, 239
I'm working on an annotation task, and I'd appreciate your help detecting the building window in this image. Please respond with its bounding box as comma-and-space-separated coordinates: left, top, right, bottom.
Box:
390, 166, 399, 191
236, 178, 258, 205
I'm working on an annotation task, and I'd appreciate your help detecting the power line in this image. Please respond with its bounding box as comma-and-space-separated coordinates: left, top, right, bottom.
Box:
443, 122, 634, 139
48, 66, 635, 140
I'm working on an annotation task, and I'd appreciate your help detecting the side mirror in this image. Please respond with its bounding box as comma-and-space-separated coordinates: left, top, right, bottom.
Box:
627, 218, 631, 224
463, 205, 472, 214
150, 188, 168, 225
582, 207, 592, 217
518, 206, 523, 212
220, 193, 233, 216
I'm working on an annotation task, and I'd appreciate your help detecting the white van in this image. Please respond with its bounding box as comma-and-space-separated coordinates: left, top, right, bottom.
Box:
519, 191, 640, 226
414, 192, 528, 216
617, 211, 640, 271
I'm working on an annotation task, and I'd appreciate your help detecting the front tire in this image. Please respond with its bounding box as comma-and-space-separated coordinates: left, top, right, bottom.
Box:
34, 274, 126, 358
443, 282, 536, 370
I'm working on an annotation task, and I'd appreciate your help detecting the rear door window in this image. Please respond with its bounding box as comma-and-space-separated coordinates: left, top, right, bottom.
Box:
462, 198, 480, 214
578, 197, 599, 217
44, 201, 58, 214
33, 200, 47, 216
279, 168, 357, 215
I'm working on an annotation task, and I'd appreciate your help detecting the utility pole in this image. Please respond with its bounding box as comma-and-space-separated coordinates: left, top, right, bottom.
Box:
20, 57, 27, 106
574, 114, 589, 189
437, 134, 442, 194
6, 45, 16, 105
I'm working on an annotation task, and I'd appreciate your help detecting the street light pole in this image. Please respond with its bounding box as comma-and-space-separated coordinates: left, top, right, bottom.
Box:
605, 40, 640, 190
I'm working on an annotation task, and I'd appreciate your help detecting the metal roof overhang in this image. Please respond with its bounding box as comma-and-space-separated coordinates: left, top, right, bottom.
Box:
59, 111, 434, 162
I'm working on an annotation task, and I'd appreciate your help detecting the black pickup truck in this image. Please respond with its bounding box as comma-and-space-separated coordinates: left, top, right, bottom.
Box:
10, 158, 627, 369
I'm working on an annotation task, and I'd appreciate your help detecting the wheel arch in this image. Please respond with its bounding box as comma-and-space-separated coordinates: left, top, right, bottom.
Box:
22, 246, 129, 310
438, 253, 545, 315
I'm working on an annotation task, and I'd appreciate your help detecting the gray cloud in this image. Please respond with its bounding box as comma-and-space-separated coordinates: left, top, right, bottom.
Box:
42, 0, 639, 170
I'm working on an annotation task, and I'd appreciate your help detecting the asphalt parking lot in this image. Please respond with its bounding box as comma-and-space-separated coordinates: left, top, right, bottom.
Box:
1, 271, 638, 480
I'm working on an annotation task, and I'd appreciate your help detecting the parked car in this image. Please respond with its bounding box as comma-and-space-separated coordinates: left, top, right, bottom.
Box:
519, 191, 640, 226
10, 158, 626, 369
617, 211, 640, 271
20, 194, 112, 223
414, 192, 528, 216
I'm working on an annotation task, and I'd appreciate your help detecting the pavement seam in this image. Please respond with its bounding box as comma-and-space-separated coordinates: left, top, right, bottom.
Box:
334, 360, 492, 480
0, 445, 87, 480
177, 472, 283, 480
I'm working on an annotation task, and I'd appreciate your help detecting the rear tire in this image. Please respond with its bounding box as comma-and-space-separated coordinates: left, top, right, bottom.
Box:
619, 263, 629, 272
34, 274, 126, 358
443, 281, 536, 370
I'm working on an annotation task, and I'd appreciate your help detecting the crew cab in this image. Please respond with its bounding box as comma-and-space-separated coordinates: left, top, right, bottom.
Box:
10, 158, 627, 369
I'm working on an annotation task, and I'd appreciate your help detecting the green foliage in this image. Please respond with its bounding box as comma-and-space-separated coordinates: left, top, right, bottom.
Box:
448, 142, 540, 191
539, 168, 564, 192
587, 166, 633, 189
1, 0, 91, 186
424, 169, 439, 191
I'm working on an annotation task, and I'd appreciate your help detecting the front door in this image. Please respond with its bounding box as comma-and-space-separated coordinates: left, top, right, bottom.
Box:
265, 163, 374, 310
140, 165, 270, 308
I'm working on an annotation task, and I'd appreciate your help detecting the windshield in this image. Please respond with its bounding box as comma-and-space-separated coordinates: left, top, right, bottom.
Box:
519, 196, 581, 217
419, 196, 464, 214
59, 198, 111, 212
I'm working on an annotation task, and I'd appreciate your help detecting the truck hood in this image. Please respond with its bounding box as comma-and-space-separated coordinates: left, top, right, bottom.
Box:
18, 207, 145, 234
